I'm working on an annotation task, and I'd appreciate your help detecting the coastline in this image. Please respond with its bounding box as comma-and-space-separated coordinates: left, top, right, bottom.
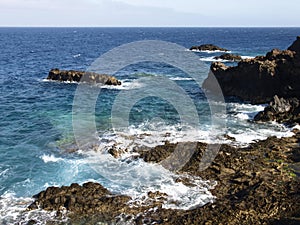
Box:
27, 130, 300, 224
1, 29, 300, 225
25, 35, 300, 225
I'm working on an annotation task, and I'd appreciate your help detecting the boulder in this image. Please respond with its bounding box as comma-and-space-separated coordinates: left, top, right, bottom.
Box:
190, 44, 229, 52
254, 95, 300, 124
214, 53, 242, 61
47, 69, 121, 85
203, 36, 300, 104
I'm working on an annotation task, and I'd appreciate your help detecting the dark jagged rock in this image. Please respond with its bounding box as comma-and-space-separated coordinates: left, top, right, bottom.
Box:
203, 36, 300, 104
28, 132, 300, 224
190, 44, 229, 52
135, 132, 300, 224
47, 68, 121, 85
288, 36, 300, 53
254, 95, 300, 124
28, 182, 131, 222
214, 53, 242, 61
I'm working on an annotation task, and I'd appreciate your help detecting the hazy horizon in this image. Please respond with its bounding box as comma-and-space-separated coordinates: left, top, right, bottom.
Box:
1, 0, 299, 27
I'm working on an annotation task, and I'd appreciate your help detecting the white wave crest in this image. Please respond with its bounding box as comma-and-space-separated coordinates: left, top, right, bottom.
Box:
0, 192, 69, 224
169, 77, 194, 81
85, 153, 216, 210
199, 55, 255, 62
40, 154, 64, 163
189, 49, 231, 54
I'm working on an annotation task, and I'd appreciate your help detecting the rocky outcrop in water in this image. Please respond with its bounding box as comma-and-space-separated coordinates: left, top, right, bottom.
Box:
47, 68, 121, 85
203, 36, 300, 104
254, 95, 300, 124
190, 44, 229, 52
214, 53, 242, 61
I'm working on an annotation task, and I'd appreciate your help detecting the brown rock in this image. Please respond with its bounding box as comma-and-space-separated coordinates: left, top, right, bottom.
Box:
190, 44, 229, 52
47, 69, 121, 85
214, 53, 242, 62
28, 132, 300, 224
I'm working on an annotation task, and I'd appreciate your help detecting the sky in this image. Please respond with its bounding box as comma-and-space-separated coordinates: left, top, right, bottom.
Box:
0, 0, 299, 27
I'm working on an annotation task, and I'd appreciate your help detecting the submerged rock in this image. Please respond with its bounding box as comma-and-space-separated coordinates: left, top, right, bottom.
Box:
254, 95, 300, 124
214, 53, 242, 61
203, 36, 300, 104
190, 44, 229, 52
47, 68, 121, 85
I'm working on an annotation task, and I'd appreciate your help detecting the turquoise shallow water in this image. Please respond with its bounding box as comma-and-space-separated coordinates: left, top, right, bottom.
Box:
0, 27, 300, 223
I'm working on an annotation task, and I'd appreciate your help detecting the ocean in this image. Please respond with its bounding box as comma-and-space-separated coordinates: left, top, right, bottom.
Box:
0, 27, 300, 224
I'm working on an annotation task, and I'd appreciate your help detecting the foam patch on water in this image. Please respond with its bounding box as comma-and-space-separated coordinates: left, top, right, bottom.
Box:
241, 56, 255, 59
99, 79, 144, 90
226, 102, 294, 145
84, 153, 216, 210
73, 54, 81, 58
41, 79, 78, 84
199, 55, 255, 62
188, 49, 232, 54
169, 77, 194, 81
0, 192, 69, 224
96, 122, 227, 153
40, 154, 64, 163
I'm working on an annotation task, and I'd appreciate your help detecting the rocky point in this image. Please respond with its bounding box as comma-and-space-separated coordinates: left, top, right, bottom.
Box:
203, 36, 300, 104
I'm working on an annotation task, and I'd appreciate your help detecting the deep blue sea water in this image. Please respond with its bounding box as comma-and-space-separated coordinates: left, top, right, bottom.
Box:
1, 27, 300, 223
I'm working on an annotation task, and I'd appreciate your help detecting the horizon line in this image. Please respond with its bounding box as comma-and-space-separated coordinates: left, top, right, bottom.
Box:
0, 26, 300, 28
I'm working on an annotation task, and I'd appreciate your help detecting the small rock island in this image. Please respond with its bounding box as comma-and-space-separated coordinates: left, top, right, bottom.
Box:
47, 68, 121, 85
190, 44, 229, 52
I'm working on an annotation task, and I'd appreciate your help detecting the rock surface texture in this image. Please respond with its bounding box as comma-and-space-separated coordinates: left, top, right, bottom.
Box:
254, 95, 300, 124
203, 36, 300, 104
47, 68, 121, 85
28, 132, 300, 224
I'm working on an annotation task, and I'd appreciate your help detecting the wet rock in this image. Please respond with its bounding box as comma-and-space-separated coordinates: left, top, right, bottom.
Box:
189, 44, 229, 52
29, 132, 300, 224
214, 53, 242, 61
254, 95, 300, 124
28, 182, 131, 223
203, 36, 300, 104
47, 68, 121, 85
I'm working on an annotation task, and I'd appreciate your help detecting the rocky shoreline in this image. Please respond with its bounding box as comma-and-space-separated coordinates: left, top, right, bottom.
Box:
26, 38, 300, 224
203, 36, 300, 104
27, 130, 300, 224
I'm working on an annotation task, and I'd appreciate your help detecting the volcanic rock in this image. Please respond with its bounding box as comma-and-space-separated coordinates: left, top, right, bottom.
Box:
190, 44, 229, 52
28, 131, 300, 224
203, 36, 300, 104
214, 53, 242, 61
47, 68, 121, 85
254, 95, 300, 124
